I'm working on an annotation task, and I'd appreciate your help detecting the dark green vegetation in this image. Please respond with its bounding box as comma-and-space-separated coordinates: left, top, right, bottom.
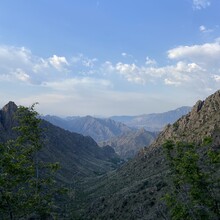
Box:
1, 90, 220, 219
0, 102, 122, 219
0, 104, 63, 219
42, 115, 157, 160
163, 140, 220, 220
0, 102, 121, 182
81, 90, 220, 219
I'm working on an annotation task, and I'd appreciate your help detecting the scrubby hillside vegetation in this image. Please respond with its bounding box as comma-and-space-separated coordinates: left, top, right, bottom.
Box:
1, 90, 220, 219
81, 90, 220, 220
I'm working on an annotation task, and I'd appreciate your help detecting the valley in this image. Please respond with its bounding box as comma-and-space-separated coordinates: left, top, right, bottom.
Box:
0, 91, 219, 219
1, 1, 219, 219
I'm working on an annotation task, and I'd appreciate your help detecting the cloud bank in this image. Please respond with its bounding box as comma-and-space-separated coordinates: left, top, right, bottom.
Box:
0, 39, 220, 115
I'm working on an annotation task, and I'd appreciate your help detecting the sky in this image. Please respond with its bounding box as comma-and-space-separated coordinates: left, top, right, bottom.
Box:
0, 0, 220, 116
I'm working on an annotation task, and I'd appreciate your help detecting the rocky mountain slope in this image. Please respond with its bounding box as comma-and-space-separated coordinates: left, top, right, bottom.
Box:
0, 102, 121, 183
111, 106, 191, 131
42, 115, 133, 142
151, 93, 220, 147
100, 128, 157, 159
82, 91, 220, 219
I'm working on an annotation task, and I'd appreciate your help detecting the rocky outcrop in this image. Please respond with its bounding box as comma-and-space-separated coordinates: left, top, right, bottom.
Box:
84, 90, 220, 220
150, 90, 220, 148
0, 101, 17, 130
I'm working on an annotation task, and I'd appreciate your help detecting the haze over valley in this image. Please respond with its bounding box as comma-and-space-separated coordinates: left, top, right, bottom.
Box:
0, 0, 220, 219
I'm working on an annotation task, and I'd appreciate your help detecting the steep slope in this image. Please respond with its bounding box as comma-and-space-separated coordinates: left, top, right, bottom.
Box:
111, 106, 191, 131
43, 115, 133, 142
0, 102, 121, 183
151, 93, 220, 147
100, 128, 157, 159
0, 101, 18, 141
83, 91, 220, 220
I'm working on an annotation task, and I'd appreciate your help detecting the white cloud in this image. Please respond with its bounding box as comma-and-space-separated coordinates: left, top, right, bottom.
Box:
102, 39, 220, 92
0, 45, 72, 84
121, 52, 127, 57
82, 58, 98, 68
199, 25, 213, 33
192, 0, 211, 10
1, 41, 220, 116
116, 63, 137, 75
164, 78, 181, 86
71, 54, 98, 68
0, 46, 101, 86
199, 25, 206, 32
111, 61, 205, 86
48, 55, 68, 70
14, 69, 30, 82
167, 40, 220, 68
43, 77, 112, 91
145, 56, 157, 66
121, 52, 133, 58
212, 74, 220, 82
0, 46, 32, 70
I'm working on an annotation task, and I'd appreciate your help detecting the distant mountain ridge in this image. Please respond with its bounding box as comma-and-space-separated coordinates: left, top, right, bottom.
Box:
111, 106, 191, 131
42, 106, 191, 159
42, 115, 134, 142
0, 102, 121, 183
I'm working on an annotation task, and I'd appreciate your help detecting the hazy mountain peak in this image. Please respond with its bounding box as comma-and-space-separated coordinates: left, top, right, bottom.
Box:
111, 106, 192, 132
2, 101, 17, 113
42, 115, 133, 142
0, 101, 18, 130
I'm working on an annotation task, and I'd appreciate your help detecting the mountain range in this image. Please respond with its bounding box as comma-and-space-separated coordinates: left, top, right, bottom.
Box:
111, 106, 191, 131
42, 115, 134, 142
1, 92, 218, 219
42, 106, 191, 159
0, 102, 121, 183
80, 90, 220, 219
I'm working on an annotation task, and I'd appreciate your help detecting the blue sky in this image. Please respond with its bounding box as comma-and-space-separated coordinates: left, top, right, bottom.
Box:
0, 0, 220, 116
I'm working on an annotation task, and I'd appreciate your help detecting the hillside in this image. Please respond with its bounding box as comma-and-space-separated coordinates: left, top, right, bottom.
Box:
111, 106, 191, 131
82, 91, 220, 219
0, 102, 121, 183
42, 115, 133, 142
100, 128, 157, 159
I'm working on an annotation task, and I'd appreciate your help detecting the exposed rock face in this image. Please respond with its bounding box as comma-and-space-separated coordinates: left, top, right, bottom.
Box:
0, 101, 17, 130
151, 90, 220, 148
0, 101, 18, 141
84, 90, 220, 220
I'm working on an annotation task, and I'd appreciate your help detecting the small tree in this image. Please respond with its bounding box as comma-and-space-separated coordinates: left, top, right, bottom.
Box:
0, 104, 61, 219
162, 139, 220, 220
